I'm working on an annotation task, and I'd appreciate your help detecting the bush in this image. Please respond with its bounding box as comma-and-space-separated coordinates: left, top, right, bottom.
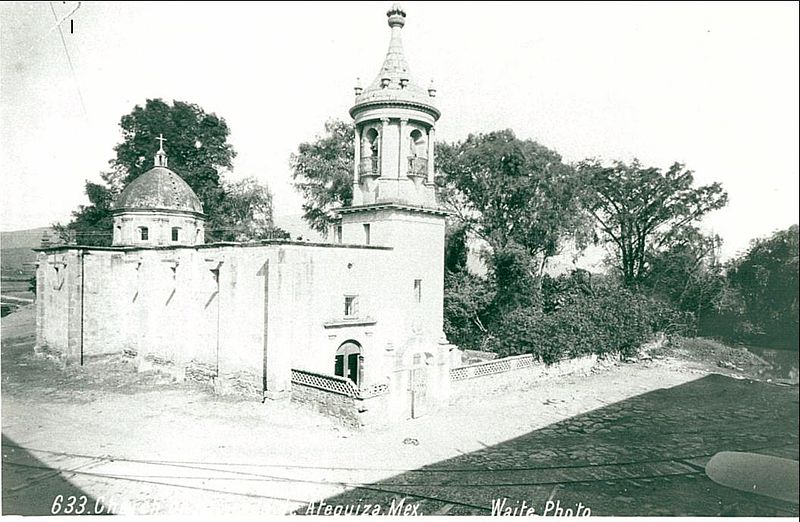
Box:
724, 225, 799, 349
487, 274, 690, 363
443, 270, 496, 350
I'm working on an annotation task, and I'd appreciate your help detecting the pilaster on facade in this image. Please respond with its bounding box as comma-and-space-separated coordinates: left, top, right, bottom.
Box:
427, 126, 436, 185
380, 117, 390, 179
399, 118, 409, 178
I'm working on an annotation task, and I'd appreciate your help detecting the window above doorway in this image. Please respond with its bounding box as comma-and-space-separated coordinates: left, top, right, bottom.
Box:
344, 295, 359, 318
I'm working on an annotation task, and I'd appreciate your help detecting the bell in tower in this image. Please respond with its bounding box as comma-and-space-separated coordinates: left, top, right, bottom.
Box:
349, 3, 440, 208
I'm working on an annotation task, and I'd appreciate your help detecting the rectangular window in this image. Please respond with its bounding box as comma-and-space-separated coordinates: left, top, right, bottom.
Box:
140, 227, 149, 241
414, 279, 422, 302
363, 224, 370, 245
171, 227, 180, 241
336, 225, 343, 244
344, 295, 358, 318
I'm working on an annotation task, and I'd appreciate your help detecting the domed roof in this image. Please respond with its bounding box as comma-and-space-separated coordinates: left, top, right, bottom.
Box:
350, 4, 439, 119
114, 165, 204, 215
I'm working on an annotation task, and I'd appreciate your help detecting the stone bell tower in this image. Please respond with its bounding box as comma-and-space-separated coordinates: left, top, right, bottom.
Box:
349, 3, 440, 208
336, 4, 450, 367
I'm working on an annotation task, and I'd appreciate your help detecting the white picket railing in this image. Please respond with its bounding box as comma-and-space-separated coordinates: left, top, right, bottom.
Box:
290, 369, 389, 399
450, 353, 538, 381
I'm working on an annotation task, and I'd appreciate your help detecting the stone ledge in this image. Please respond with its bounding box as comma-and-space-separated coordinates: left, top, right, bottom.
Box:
323, 318, 377, 329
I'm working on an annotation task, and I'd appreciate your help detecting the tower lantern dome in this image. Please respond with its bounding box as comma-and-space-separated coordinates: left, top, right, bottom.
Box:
350, 3, 439, 121
349, 4, 441, 209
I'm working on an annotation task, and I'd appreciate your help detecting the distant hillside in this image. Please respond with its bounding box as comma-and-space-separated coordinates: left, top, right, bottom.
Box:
273, 214, 324, 242
1, 227, 53, 279
1, 247, 37, 279
0, 227, 53, 249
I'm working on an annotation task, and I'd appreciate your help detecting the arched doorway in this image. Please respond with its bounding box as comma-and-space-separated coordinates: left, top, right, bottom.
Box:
335, 340, 362, 386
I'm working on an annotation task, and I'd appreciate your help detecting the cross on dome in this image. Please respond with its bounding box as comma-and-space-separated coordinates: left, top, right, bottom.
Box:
154, 133, 169, 167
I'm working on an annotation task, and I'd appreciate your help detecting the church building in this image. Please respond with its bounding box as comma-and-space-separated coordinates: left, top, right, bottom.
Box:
34, 4, 455, 426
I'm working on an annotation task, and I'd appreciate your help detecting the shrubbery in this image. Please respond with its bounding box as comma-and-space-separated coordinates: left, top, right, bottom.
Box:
443, 270, 495, 351
444, 267, 693, 364
486, 273, 691, 363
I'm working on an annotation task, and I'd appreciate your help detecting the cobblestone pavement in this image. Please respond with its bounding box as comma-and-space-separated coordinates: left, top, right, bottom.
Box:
317, 374, 799, 516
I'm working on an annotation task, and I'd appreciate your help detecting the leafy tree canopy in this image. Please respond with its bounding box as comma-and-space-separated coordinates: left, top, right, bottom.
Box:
444, 221, 469, 273
55, 99, 279, 245
437, 130, 589, 280
726, 224, 799, 347
214, 177, 286, 242
113, 99, 236, 222
642, 227, 725, 318
577, 158, 728, 286
290, 119, 354, 235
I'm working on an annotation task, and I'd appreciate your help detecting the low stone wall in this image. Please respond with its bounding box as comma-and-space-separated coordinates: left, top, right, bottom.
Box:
450, 354, 600, 399
32, 342, 68, 368
291, 382, 360, 428
136, 356, 261, 398
213, 370, 261, 397
288, 369, 393, 428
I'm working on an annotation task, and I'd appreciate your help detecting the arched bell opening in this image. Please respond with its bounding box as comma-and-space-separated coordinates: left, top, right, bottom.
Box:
360, 128, 380, 177
408, 128, 428, 178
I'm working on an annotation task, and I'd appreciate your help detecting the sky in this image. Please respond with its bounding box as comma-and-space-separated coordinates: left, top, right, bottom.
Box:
1, 1, 798, 260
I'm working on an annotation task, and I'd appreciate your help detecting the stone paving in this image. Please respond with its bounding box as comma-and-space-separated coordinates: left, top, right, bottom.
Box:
316, 374, 799, 516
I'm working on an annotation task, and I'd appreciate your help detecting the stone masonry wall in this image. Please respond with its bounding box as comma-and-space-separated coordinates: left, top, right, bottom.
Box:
291, 383, 360, 429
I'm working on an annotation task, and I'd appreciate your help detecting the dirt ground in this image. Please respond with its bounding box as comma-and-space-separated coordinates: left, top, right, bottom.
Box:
2, 305, 798, 516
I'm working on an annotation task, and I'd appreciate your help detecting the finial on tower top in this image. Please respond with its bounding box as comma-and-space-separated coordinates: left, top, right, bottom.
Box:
154, 133, 168, 167
387, 3, 406, 28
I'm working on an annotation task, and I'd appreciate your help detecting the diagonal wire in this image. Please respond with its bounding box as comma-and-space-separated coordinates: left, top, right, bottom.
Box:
48, 1, 87, 119
35, 1, 81, 44
3, 440, 796, 474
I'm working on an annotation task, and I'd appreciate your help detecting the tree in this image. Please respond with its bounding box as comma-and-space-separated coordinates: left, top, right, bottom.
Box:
443, 270, 496, 351
53, 180, 117, 246
642, 228, 725, 323
114, 99, 235, 210
444, 221, 469, 273
213, 177, 288, 242
290, 119, 354, 235
577, 159, 728, 286
55, 99, 238, 244
726, 225, 799, 348
437, 130, 589, 294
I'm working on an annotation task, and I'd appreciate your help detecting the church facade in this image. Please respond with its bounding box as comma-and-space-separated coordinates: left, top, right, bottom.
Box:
34, 5, 456, 426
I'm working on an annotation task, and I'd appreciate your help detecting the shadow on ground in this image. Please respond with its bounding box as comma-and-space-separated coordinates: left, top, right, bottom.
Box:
308, 374, 799, 516
1, 434, 111, 515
